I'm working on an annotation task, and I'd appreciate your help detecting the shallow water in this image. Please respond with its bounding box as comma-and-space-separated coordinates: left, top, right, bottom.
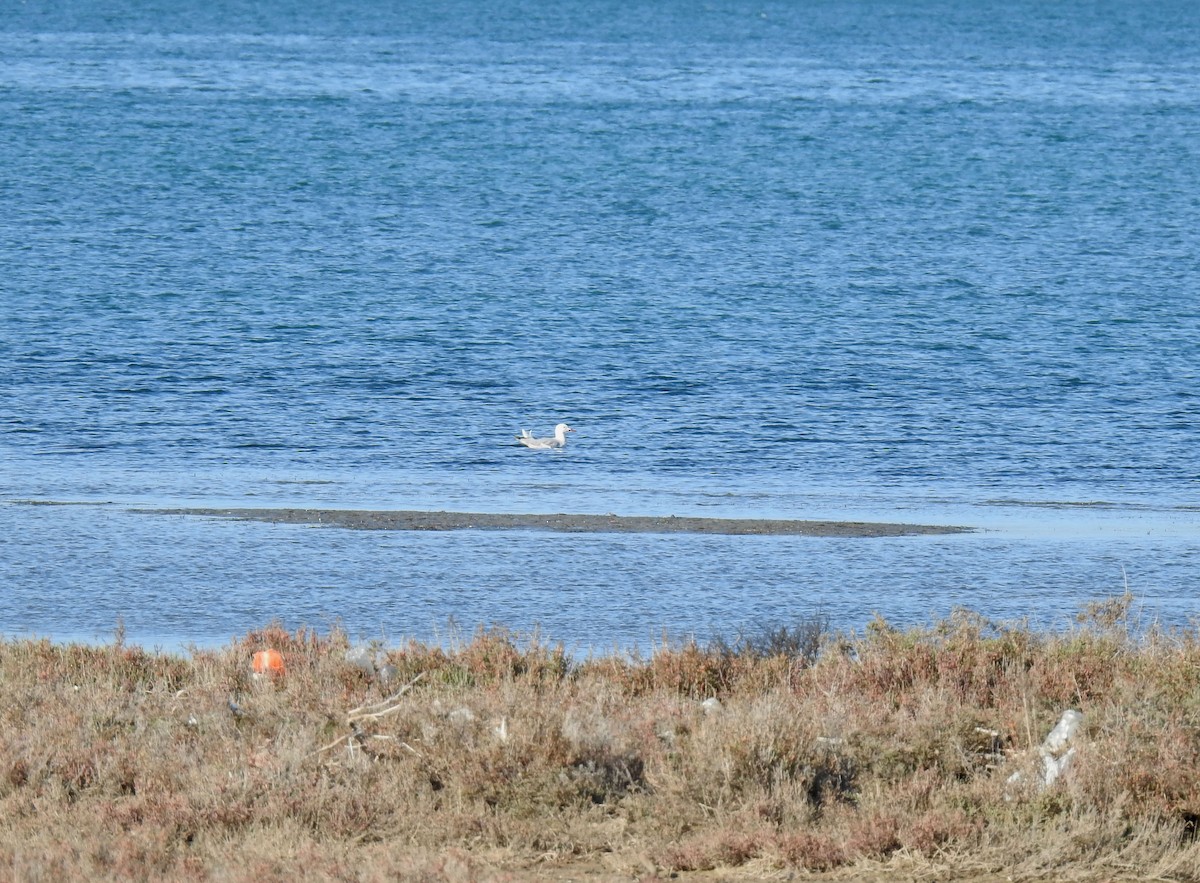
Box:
2, 0, 1198, 648
2, 500, 1194, 652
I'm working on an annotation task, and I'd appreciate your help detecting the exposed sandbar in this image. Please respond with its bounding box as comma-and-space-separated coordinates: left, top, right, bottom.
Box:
141, 507, 971, 537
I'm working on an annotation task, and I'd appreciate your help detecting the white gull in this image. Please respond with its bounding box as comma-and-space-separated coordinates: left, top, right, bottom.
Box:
516, 423, 574, 450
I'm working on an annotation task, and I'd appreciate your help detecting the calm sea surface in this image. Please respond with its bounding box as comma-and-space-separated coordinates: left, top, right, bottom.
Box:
2, 0, 1198, 650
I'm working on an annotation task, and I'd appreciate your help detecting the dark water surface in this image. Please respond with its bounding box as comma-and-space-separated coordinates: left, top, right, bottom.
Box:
3, 0, 1198, 648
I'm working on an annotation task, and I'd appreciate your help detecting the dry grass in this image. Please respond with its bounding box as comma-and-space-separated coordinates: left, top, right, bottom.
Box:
1, 597, 1198, 881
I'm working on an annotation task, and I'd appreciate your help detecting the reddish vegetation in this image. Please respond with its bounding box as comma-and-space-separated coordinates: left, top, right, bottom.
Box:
0, 597, 1197, 881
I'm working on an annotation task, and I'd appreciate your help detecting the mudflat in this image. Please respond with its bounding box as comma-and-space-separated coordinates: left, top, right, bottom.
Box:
141, 507, 971, 537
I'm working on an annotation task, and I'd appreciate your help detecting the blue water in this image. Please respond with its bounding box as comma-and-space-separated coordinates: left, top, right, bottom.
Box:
3, 0, 1198, 650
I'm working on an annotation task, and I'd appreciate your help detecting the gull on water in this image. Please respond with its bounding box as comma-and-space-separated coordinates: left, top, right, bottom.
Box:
516, 423, 574, 450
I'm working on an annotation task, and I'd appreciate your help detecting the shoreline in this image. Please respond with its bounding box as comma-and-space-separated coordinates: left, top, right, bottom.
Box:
2, 600, 1193, 881
139, 506, 972, 537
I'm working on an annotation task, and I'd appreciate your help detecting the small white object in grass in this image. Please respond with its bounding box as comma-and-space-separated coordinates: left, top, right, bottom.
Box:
345, 646, 376, 676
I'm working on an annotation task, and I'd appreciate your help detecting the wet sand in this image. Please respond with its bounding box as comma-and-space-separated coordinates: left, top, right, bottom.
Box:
141, 507, 971, 537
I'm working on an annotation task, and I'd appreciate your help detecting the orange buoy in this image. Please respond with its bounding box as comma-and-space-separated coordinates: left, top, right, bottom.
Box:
252, 649, 285, 676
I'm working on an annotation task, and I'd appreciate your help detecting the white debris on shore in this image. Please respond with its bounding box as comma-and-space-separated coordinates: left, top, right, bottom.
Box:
1007, 709, 1084, 793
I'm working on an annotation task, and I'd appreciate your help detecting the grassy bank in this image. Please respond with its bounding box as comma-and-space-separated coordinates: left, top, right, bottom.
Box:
1, 597, 1198, 881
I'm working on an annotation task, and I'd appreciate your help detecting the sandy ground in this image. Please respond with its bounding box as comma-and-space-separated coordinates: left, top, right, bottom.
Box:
140, 507, 972, 537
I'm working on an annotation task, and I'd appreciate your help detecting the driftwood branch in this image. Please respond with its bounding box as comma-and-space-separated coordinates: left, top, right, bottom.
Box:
315, 672, 426, 756
347, 671, 425, 720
